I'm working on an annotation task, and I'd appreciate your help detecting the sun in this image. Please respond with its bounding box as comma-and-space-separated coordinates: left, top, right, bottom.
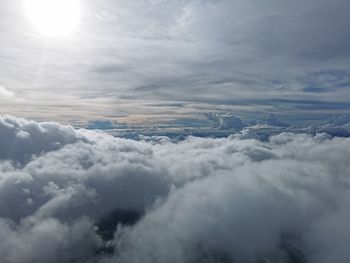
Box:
24, 0, 81, 37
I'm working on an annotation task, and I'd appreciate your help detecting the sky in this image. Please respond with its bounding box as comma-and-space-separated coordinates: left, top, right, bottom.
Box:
2, 2, 350, 262
1, 0, 350, 124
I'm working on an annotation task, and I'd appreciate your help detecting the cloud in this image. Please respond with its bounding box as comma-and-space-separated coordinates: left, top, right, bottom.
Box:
207, 113, 246, 130
306, 115, 350, 137
0, 115, 350, 262
206, 113, 289, 131
0, 86, 15, 99
0, 86, 25, 105
0, 115, 85, 162
0, 217, 100, 263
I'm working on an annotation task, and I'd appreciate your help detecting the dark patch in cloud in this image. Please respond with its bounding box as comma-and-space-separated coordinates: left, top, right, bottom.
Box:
96, 209, 143, 242
302, 85, 330, 93
267, 99, 350, 110
335, 81, 350, 88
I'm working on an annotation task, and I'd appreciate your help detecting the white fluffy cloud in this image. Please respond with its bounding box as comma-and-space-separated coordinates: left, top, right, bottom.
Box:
1, 115, 350, 263
0, 115, 85, 162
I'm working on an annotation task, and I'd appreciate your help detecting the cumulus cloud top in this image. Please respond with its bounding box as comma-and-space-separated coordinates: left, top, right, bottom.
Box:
0, 116, 350, 263
0, 115, 87, 162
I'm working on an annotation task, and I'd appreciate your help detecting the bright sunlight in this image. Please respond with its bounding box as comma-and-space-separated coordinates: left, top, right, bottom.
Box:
24, 0, 81, 37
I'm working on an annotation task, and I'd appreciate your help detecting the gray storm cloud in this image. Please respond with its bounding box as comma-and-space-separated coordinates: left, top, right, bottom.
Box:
0, 115, 350, 263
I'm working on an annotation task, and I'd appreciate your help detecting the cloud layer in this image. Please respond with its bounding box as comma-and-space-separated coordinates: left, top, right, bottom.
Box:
0, 115, 350, 263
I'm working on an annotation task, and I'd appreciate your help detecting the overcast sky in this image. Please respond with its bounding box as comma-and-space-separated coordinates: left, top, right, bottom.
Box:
1, 0, 350, 123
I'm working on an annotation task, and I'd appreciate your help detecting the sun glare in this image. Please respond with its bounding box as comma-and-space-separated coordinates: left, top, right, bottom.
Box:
24, 0, 81, 37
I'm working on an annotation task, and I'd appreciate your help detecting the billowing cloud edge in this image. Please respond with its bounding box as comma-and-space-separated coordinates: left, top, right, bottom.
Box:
0, 115, 349, 263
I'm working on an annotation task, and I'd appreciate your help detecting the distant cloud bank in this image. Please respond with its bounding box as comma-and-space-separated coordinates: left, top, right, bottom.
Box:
0, 115, 349, 262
